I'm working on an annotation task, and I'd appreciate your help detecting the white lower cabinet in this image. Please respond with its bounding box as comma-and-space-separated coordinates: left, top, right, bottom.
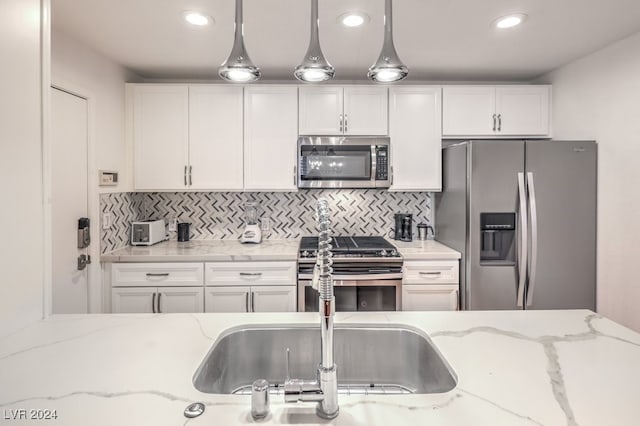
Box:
402, 285, 459, 311
401, 260, 460, 311
111, 286, 204, 313
110, 262, 205, 313
204, 261, 297, 313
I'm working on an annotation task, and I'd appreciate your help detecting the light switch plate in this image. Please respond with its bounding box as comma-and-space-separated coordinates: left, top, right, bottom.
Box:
102, 213, 112, 229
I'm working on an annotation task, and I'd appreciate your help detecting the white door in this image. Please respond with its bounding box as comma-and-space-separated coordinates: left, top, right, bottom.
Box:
343, 87, 388, 135
111, 287, 156, 313
442, 86, 496, 136
133, 85, 189, 190
244, 86, 298, 191
298, 86, 343, 135
495, 86, 551, 136
157, 287, 204, 313
402, 285, 459, 311
204, 286, 251, 313
188, 85, 244, 190
251, 286, 297, 312
389, 86, 442, 191
51, 88, 89, 314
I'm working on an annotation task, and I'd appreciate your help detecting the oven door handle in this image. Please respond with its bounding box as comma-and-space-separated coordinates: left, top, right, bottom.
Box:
298, 273, 403, 281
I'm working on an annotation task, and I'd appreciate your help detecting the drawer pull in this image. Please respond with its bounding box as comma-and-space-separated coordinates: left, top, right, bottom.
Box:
146, 273, 170, 277
240, 272, 263, 277
419, 271, 442, 276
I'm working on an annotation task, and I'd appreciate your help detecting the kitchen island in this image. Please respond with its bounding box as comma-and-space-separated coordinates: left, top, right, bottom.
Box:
1, 310, 639, 425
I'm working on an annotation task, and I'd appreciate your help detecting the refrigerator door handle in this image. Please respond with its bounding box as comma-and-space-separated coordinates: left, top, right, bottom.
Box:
526, 172, 539, 307
516, 173, 528, 308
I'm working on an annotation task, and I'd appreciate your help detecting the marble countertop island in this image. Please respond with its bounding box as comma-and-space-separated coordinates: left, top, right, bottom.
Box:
1, 310, 639, 425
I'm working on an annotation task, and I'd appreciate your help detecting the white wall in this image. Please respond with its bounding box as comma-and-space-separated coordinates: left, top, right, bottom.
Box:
51, 30, 141, 313
52, 29, 141, 193
0, 0, 45, 337
539, 31, 640, 332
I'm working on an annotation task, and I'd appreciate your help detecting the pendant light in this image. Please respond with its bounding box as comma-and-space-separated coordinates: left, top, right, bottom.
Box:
368, 0, 408, 83
295, 0, 335, 82
219, 0, 261, 82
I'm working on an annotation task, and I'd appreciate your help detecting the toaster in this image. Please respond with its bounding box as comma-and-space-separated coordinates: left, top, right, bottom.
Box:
131, 219, 167, 246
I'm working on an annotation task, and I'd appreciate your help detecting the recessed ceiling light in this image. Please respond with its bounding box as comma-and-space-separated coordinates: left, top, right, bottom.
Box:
494, 13, 527, 29
338, 11, 370, 27
183, 11, 213, 27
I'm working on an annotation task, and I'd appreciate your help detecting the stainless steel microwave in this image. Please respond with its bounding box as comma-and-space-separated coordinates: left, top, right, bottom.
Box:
297, 136, 390, 189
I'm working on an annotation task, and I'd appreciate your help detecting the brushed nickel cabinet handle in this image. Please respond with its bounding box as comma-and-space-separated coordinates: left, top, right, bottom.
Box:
344, 113, 348, 133
157, 292, 162, 313
240, 272, 263, 277
419, 271, 442, 275
251, 291, 255, 312
152, 293, 156, 313
146, 273, 170, 277
184, 165, 188, 186
245, 292, 249, 312
492, 114, 497, 131
339, 114, 343, 133
498, 114, 502, 131
189, 165, 193, 186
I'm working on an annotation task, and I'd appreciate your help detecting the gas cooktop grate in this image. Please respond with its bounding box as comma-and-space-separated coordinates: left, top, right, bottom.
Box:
232, 383, 414, 396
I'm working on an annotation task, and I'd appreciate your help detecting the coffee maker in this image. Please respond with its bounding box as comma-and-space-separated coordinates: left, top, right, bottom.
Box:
393, 213, 413, 242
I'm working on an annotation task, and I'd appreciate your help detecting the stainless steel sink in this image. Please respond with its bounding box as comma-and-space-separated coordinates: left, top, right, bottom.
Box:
193, 324, 457, 395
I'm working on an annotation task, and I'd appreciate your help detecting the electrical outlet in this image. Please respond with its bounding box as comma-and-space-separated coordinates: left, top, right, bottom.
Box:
102, 213, 112, 230
169, 217, 178, 232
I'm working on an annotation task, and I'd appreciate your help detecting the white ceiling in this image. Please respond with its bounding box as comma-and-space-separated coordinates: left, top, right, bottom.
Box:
52, 0, 640, 82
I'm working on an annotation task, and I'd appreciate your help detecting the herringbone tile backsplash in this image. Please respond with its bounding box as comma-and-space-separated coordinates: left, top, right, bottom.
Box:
101, 190, 433, 254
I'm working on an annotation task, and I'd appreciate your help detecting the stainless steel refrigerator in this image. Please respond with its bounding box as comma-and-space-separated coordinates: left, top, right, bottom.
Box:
435, 140, 596, 310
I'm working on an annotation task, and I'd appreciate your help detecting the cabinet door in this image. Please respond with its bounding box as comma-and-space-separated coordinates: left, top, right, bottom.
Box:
495, 86, 550, 136
442, 86, 495, 136
402, 285, 459, 311
244, 86, 298, 191
389, 86, 442, 191
133, 85, 189, 190
204, 286, 251, 313
188, 85, 243, 190
343, 87, 388, 135
251, 286, 297, 312
299, 86, 343, 135
111, 287, 156, 313
157, 287, 204, 313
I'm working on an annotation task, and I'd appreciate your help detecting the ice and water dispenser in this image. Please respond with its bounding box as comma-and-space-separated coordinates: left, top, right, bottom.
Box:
480, 213, 516, 264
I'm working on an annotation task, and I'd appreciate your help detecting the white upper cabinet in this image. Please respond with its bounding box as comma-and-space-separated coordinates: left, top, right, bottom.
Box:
442, 86, 495, 136
299, 86, 388, 135
442, 85, 551, 138
133, 85, 189, 190
389, 86, 442, 192
244, 86, 298, 191
299, 86, 343, 134
494, 86, 550, 136
188, 85, 243, 190
343, 87, 388, 135
132, 84, 243, 191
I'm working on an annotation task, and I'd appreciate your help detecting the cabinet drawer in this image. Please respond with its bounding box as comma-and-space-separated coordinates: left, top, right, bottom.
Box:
205, 261, 296, 286
402, 261, 459, 284
402, 284, 459, 311
111, 263, 204, 287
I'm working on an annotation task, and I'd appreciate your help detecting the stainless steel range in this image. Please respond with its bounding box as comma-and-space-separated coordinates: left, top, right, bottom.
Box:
297, 236, 403, 312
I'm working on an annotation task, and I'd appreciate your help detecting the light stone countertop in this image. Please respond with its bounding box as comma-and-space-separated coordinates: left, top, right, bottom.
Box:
101, 238, 461, 263
387, 239, 462, 260
1, 310, 639, 425
100, 239, 301, 263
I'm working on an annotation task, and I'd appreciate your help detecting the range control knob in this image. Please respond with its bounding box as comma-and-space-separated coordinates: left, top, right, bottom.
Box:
379, 250, 387, 257
302, 250, 310, 257
390, 249, 398, 257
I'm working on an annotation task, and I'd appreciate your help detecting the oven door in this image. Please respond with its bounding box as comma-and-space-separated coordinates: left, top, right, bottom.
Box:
298, 279, 402, 312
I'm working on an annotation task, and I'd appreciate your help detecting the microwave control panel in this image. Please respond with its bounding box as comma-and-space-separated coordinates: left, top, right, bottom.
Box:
375, 146, 389, 180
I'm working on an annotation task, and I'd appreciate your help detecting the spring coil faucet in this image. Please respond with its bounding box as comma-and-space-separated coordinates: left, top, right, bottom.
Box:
283, 198, 339, 419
